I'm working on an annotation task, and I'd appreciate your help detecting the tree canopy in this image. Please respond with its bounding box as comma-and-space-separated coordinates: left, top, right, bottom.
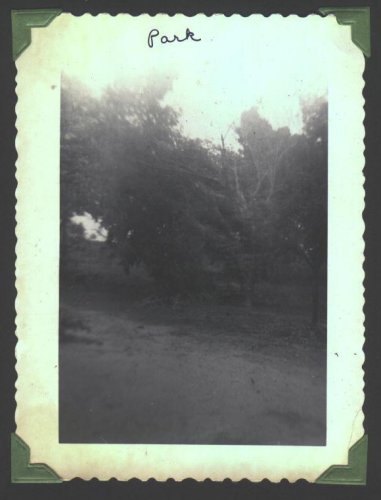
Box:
60, 76, 327, 321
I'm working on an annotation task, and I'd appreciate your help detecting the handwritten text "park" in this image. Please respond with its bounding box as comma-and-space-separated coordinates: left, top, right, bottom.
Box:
148, 28, 201, 48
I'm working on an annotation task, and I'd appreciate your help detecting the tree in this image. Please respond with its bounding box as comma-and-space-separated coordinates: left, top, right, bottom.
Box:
61, 75, 328, 320
226, 110, 294, 305
92, 83, 231, 296
270, 98, 328, 326
60, 76, 104, 269
232, 99, 327, 323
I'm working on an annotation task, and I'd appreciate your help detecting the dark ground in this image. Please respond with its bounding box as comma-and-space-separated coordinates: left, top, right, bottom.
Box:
59, 278, 326, 445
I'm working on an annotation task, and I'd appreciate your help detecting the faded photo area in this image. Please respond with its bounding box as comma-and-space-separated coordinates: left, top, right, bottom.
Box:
59, 16, 327, 445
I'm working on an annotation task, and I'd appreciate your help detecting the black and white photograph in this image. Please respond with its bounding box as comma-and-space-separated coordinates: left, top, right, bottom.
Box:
58, 15, 328, 446
7, 2, 370, 482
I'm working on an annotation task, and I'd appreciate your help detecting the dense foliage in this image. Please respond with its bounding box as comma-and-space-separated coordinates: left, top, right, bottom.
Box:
61, 76, 327, 324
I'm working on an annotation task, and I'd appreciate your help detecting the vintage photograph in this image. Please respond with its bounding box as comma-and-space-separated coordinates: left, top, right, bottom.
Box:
58, 15, 327, 445
14, 11, 366, 480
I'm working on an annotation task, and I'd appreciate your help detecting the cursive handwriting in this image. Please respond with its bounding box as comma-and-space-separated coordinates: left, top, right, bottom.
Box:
148, 28, 201, 48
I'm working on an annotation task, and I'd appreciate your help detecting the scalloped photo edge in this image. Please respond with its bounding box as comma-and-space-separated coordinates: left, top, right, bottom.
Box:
14, 12, 366, 482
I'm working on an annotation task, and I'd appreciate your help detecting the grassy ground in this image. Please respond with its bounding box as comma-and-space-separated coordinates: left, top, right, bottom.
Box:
59, 280, 326, 445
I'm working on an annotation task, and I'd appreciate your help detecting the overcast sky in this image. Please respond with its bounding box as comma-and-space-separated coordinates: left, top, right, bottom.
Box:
50, 14, 351, 149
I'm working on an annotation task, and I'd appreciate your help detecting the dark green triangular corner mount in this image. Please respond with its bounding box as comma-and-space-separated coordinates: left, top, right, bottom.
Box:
10, 431, 367, 484
11, 9, 62, 61
316, 434, 368, 485
11, 8, 370, 60
11, 433, 62, 483
319, 7, 370, 57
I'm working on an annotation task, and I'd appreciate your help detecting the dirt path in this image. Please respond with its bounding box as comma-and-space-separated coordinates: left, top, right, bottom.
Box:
59, 295, 326, 445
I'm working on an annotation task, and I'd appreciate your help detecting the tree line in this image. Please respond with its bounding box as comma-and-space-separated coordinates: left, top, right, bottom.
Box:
61, 76, 327, 325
